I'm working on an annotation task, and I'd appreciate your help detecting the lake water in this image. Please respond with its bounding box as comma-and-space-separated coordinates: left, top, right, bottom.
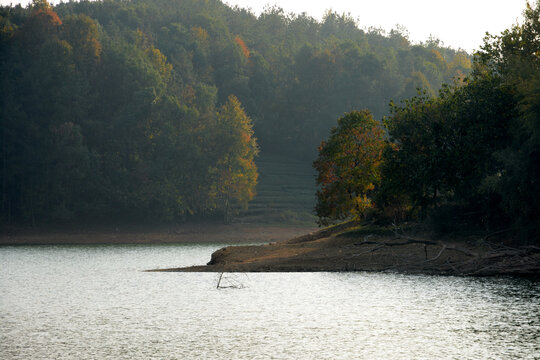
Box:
1, 244, 539, 359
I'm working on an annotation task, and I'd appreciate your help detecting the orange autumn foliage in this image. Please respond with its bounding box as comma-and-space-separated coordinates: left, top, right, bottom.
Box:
17, 8, 62, 49
235, 35, 250, 59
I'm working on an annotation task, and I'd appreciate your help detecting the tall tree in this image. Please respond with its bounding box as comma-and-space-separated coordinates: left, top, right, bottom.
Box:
210, 95, 259, 222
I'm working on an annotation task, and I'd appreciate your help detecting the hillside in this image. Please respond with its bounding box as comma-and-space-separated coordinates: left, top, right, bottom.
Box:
0, 0, 471, 225
237, 154, 317, 225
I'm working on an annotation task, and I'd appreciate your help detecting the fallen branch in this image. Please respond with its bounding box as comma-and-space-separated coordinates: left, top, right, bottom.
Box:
355, 238, 437, 247
445, 244, 478, 257
427, 244, 447, 262
346, 245, 385, 258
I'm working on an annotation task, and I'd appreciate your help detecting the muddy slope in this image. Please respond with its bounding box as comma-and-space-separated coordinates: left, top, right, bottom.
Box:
153, 225, 540, 276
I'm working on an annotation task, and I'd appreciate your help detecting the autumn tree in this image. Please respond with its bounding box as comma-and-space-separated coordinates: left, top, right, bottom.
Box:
314, 110, 385, 225
61, 14, 101, 72
15, 0, 61, 53
210, 95, 259, 222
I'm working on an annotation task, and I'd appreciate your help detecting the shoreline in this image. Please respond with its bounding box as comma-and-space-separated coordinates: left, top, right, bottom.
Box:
150, 223, 540, 276
0, 223, 317, 246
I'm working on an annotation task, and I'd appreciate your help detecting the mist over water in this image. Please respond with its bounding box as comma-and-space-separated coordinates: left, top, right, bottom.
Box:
1, 244, 539, 359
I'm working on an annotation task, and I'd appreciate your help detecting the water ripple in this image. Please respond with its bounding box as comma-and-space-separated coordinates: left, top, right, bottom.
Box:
1, 245, 539, 359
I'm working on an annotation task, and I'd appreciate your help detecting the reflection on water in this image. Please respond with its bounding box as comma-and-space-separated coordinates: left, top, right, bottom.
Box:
1, 244, 539, 359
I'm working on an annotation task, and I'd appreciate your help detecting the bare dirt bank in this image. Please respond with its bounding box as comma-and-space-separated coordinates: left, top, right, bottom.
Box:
154, 224, 540, 276
0, 224, 316, 246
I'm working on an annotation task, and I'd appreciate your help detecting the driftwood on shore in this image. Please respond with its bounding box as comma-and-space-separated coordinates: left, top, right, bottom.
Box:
348, 236, 539, 275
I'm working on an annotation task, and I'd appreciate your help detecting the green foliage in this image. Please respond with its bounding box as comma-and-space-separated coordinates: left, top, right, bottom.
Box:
379, 73, 516, 227
53, 0, 466, 160
475, 1, 540, 235
0, 0, 470, 225
0, 3, 260, 224
372, 1, 540, 241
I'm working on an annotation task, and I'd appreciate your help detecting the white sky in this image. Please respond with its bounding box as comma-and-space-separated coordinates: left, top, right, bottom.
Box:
226, 0, 528, 52
1, 0, 529, 52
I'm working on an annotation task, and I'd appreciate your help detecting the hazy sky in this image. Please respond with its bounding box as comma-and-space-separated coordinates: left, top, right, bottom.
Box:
1, 0, 529, 52
224, 0, 529, 52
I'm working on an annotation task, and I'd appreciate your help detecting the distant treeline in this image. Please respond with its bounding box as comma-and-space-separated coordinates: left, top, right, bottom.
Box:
314, 2, 540, 242
0, 0, 469, 224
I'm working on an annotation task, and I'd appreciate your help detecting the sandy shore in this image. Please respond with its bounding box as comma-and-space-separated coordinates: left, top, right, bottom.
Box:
0, 223, 317, 246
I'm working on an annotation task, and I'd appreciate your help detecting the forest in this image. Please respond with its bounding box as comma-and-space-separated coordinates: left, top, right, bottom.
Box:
314, 2, 540, 243
1, 0, 470, 225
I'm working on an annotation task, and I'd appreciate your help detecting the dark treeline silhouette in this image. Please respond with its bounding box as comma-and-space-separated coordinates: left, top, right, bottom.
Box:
0, 0, 469, 225
314, 2, 540, 243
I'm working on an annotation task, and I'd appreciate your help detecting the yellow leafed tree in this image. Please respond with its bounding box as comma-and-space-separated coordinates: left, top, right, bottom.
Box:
211, 95, 259, 222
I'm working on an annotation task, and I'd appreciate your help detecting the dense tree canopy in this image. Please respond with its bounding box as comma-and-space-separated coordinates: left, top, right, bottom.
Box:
54, 0, 467, 157
315, 1, 540, 242
0, 0, 469, 224
379, 75, 515, 227
0, 0, 262, 224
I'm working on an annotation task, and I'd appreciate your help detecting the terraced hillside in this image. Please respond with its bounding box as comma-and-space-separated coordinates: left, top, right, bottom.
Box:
236, 155, 318, 225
